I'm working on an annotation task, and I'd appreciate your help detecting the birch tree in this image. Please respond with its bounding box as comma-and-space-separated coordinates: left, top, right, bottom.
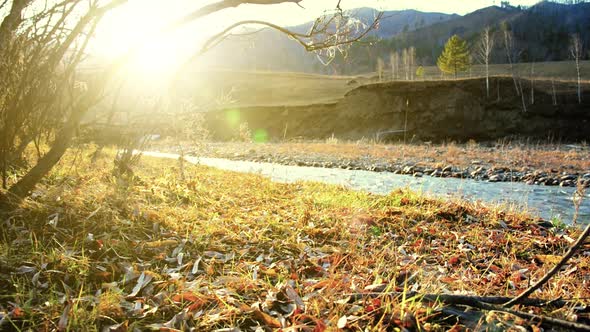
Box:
570, 33, 584, 104
408, 46, 416, 81
502, 22, 520, 95
376, 57, 384, 82
476, 26, 495, 97
390, 51, 400, 81
402, 48, 409, 80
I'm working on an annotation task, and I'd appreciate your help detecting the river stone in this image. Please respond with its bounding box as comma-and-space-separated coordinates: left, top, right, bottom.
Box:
489, 175, 502, 182
413, 172, 424, 177
544, 178, 557, 186
402, 166, 414, 174
560, 174, 577, 181
443, 165, 453, 172
560, 180, 574, 187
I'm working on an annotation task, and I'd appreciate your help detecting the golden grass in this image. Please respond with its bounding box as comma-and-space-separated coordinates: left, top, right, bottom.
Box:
0, 146, 588, 331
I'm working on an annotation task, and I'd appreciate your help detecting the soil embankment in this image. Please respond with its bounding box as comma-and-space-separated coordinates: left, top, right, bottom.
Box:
204, 77, 590, 142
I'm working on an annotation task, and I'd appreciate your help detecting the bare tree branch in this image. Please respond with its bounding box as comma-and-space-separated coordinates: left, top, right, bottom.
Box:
186, 11, 382, 66
503, 221, 590, 307
170, 0, 303, 30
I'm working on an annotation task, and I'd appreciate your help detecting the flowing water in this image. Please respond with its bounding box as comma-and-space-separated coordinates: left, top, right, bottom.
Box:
144, 151, 590, 224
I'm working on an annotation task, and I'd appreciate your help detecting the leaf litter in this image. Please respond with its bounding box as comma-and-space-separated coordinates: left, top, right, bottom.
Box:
0, 150, 588, 331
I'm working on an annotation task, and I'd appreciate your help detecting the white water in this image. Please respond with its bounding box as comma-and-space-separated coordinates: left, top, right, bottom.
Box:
144, 151, 590, 224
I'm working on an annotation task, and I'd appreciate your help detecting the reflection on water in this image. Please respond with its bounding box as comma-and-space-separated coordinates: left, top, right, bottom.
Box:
144, 151, 589, 224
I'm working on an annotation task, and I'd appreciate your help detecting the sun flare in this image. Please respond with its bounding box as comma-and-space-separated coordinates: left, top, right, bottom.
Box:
90, 2, 206, 79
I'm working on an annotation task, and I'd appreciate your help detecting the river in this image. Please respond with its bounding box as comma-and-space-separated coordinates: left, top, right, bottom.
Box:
144, 151, 590, 224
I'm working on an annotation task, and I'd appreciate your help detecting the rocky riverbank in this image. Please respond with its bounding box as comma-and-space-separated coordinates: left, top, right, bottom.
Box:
158, 141, 590, 188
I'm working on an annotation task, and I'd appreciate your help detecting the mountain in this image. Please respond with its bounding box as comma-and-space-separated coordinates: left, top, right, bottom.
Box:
508, 1, 590, 61
347, 7, 459, 38
195, 1, 590, 75
196, 8, 457, 73
385, 1, 590, 63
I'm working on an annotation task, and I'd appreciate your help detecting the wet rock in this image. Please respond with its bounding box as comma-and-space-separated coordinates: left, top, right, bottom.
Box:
489, 175, 502, 182
402, 166, 415, 174
413, 172, 423, 177
560, 174, 577, 182
544, 178, 558, 186
451, 172, 465, 178
560, 180, 574, 187
442, 165, 453, 172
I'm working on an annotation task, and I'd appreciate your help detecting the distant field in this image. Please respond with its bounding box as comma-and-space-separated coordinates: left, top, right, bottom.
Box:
180, 61, 588, 108
180, 69, 356, 108
87, 60, 588, 117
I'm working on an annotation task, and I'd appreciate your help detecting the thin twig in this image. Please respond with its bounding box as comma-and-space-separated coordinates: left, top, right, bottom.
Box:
344, 291, 570, 308
504, 221, 590, 307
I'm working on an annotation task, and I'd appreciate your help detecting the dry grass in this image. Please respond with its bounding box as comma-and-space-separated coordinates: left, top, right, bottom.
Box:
0, 146, 588, 331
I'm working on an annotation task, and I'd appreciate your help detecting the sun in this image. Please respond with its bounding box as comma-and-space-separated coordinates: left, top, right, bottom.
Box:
126, 37, 185, 77
90, 1, 201, 80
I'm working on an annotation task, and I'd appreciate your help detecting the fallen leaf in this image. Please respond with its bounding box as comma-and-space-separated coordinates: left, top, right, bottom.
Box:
57, 303, 72, 332
126, 272, 153, 298
448, 256, 460, 266
252, 308, 282, 328
172, 292, 199, 303
534, 254, 562, 265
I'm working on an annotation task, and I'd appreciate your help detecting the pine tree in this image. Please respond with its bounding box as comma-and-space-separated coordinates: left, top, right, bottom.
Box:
437, 35, 470, 78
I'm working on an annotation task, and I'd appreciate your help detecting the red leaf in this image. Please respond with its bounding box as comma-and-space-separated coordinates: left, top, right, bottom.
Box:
172, 292, 199, 303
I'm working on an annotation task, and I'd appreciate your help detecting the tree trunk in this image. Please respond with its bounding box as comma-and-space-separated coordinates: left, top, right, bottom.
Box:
576, 60, 582, 104
485, 62, 489, 98
5, 109, 84, 202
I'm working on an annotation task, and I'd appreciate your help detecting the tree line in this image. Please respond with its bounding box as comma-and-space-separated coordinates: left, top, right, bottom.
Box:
373, 23, 584, 105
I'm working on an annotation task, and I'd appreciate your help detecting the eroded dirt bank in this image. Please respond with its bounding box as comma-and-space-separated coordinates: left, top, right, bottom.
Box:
204, 77, 590, 142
